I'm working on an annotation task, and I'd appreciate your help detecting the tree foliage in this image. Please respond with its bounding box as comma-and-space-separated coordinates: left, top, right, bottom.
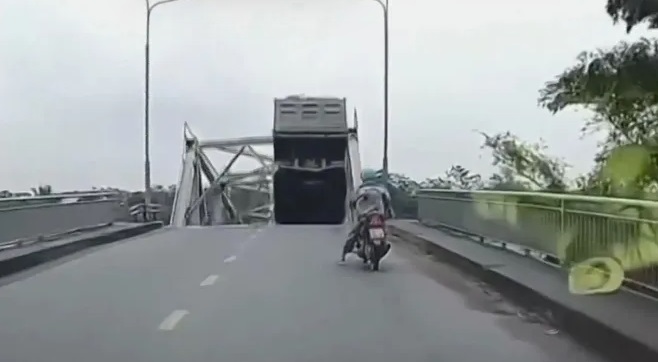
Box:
538, 38, 658, 158
606, 0, 658, 32
437, 165, 482, 190
538, 38, 658, 193
485, 168, 529, 191
478, 131, 568, 191
416, 165, 483, 190
387, 173, 420, 193
539, 38, 658, 112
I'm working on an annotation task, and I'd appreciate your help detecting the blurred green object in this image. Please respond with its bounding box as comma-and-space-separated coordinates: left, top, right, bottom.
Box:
602, 144, 656, 197
568, 257, 624, 295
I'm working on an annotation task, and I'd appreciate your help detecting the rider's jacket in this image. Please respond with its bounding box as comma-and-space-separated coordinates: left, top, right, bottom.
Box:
352, 184, 392, 218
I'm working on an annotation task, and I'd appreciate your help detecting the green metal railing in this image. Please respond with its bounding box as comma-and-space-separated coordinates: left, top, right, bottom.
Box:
415, 189, 658, 294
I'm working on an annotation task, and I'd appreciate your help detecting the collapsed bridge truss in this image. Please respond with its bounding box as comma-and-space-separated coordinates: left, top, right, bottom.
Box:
170, 123, 275, 227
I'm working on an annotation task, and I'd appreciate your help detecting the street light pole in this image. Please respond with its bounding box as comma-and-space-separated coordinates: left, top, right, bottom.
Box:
371, 0, 389, 180
143, 0, 180, 219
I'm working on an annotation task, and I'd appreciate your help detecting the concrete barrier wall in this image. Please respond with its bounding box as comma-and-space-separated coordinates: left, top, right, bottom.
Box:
0, 200, 122, 243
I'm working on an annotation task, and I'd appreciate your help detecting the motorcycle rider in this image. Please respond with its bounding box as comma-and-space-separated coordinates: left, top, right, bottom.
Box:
340, 169, 395, 263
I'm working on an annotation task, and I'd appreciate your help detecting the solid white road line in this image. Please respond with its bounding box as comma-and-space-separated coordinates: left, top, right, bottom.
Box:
158, 310, 189, 331
200, 274, 219, 286
224, 255, 237, 263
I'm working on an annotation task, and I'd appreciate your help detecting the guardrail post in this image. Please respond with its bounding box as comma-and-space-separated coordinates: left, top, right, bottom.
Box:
559, 198, 565, 235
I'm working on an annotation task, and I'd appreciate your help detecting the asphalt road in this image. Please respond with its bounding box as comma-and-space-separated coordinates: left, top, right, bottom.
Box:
0, 224, 606, 362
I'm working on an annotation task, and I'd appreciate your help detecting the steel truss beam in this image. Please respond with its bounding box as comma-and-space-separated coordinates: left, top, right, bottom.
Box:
170, 123, 274, 226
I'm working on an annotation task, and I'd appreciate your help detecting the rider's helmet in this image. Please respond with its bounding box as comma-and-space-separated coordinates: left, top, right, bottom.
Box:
361, 168, 381, 182
361, 169, 388, 192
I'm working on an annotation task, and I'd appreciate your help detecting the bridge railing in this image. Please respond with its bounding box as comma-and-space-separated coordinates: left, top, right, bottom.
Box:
416, 189, 658, 293
0, 192, 123, 245
128, 203, 163, 221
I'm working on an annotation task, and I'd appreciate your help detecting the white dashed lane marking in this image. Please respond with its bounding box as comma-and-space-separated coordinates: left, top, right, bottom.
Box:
200, 274, 220, 286
158, 310, 189, 331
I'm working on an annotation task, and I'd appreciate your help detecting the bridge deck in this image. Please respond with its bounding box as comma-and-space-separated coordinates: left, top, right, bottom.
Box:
0, 226, 603, 362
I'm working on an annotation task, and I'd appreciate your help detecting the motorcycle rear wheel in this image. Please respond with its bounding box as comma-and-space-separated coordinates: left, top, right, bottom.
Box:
366, 244, 382, 271
371, 256, 380, 271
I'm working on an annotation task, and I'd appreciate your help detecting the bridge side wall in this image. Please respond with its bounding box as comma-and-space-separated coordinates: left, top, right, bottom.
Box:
0, 200, 122, 243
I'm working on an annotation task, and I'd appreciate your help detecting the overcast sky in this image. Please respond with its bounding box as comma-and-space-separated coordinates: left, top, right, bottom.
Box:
0, 0, 653, 192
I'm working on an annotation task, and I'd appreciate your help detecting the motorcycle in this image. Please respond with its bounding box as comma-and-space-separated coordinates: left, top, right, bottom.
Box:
356, 212, 390, 271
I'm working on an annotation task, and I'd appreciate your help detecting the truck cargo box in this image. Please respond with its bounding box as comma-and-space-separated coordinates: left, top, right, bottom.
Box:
274, 96, 347, 134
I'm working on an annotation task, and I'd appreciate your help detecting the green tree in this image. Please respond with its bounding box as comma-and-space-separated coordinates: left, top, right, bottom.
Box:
434, 165, 483, 190
420, 176, 449, 189
486, 168, 529, 191
478, 131, 568, 191
538, 38, 658, 191
538, 38, 658, 144
387, 173, 420, 193
606, 0, 658, 32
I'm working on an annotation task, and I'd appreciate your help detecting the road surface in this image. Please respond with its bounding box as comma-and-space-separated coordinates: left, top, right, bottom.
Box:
0, 225, 606, 362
